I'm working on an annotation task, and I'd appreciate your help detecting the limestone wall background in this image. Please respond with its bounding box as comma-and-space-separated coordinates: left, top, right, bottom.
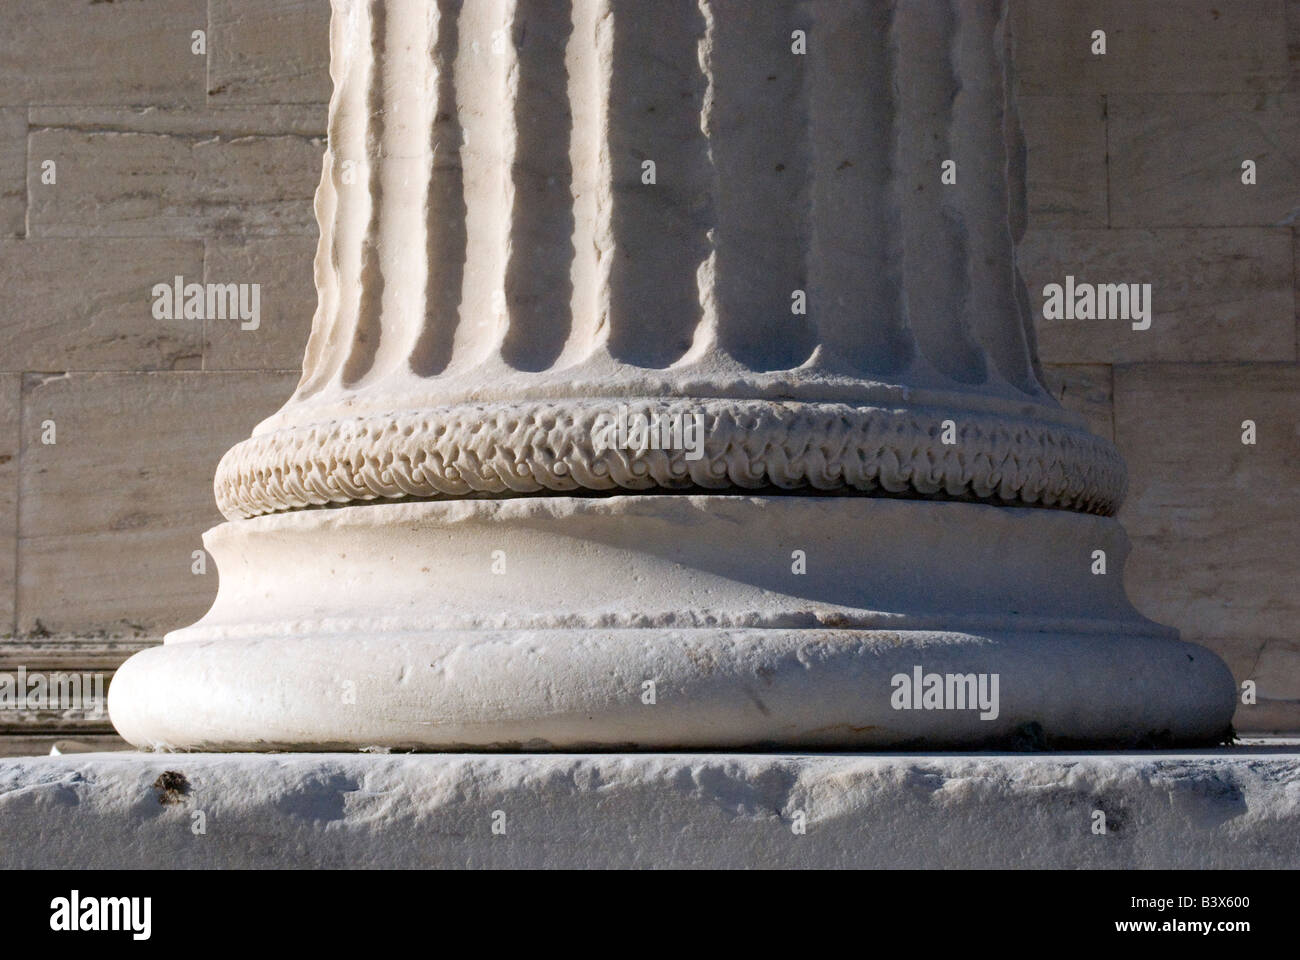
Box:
0, 0, 1295, 751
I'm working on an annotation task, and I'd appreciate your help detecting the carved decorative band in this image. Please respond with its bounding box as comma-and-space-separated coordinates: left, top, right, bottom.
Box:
214, 399, 1126, 520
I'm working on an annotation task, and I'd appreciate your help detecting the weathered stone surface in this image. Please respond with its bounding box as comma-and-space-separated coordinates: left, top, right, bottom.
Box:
209, 0, 332, 105
1114, 364, 1300, 732
0, 375, 18, 637
0, 639, 150, 743
0, 0, 206, 107
1011, 0, 1290, 95
1041, 364, 1114, 441
1019, 96, 1107, 228
0, 638, 152, 673
2, 750, 1298, 868
26, 108, 325, 238
16, 372, 296, 638
1022, 228, 1295, 362
29, 105, 328, 139
1110, 94, 1300, 227
0, 240, 203, 372
203, 238, 316, 371
1288, 0, 1300, 90
0, 735, 128, 759
0, 109, 23, 237
0, 639, 149, 740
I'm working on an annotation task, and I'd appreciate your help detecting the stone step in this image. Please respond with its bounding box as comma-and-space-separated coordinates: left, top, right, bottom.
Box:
2, 747, 1296, 869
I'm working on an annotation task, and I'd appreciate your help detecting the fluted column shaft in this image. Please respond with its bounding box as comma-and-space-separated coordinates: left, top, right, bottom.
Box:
215, 0, 1123, 520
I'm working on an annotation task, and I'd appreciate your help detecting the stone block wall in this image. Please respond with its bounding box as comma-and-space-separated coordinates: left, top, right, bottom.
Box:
0, 0, 1294, 752
1016, 0, 1300, 735
0, 0, 326, 753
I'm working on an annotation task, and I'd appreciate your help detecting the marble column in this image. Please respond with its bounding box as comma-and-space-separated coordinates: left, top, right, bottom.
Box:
109, 0, 1235, 750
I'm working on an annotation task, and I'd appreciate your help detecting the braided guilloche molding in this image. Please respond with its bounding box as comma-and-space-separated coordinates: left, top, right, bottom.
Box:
214, 398, 1126, 520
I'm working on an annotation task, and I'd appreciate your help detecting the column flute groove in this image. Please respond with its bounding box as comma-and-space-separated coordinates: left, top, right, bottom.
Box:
603, 0, 713, 368
411, 0, 467, 378
806, 0, 913, 376
500, 0, 575, 372
339, 0, 388, 386
893, 0, 986, 385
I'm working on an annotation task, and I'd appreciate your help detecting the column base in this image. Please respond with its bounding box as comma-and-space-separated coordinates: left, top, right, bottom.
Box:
107, 495, 1236, 751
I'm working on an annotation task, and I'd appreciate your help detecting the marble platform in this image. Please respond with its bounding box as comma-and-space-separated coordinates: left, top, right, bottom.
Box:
2, 743, 1296, 869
